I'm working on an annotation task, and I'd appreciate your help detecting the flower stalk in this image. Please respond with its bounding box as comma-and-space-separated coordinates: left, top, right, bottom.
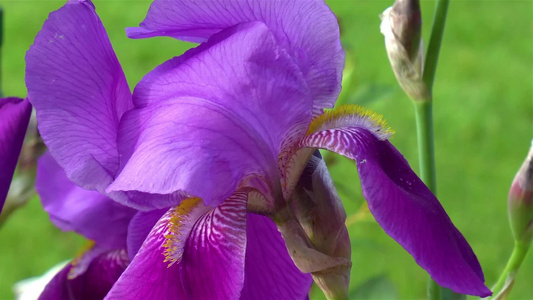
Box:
382, 0, 452, 298
490, 241, 530, 299
419, 0, 451, 298
414, 100, 436, 192
490, 141, 533, 299
422, 0, 450, 91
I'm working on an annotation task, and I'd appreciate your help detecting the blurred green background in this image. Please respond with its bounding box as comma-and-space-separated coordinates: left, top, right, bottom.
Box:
0, 0, 531, 299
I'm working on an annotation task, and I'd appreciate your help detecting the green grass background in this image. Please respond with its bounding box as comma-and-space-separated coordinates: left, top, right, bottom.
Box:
0, 0, 531, 299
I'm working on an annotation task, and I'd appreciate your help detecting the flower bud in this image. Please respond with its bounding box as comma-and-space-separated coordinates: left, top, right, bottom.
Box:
380, 0, 430, 101
288, 150, 352, 299
508, 140, 533, 244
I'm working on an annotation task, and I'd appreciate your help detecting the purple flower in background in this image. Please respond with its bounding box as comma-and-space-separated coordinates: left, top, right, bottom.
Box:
25, 0, 491, 298
0, 97, 31, 212
36, 152, 133, 299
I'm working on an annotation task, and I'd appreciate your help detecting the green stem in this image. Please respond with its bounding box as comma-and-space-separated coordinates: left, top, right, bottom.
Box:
491, 242, 531, 298
416, 0, 450, 298
423, 0, 450, 91
414, 101, 436, 191
414, 100, 441, 300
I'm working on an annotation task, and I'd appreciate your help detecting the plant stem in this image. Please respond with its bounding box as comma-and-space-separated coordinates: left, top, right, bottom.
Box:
414, 99, 441, 300
417, 0, 450, 298
423, 0, 450, 91
414, 100, 436, 191
491, 242, 531, 298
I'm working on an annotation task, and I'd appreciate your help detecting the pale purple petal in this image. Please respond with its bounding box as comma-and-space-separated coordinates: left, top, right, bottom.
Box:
25, 0, 133, 193
107, 193, 248, 299
300, 126, 491, 296
0, 97, 31, 212
39, 248, 129, 300
241, 213, 312, 300
36, 152, 136, 249
108, 22, 311, 209
128, 0, 344, 112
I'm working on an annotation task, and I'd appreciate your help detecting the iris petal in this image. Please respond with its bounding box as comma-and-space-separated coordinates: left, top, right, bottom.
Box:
36, 152, 136, 249
126, 209, 167, 260
40, 248, 128, 300
25, 0, 133, 193
296, 107, 491, 297
241, 213, 312, 300
0, 97, 31, 212
109, 22, 311, 209
128, 0, 344, 112
107, 193, 248, 300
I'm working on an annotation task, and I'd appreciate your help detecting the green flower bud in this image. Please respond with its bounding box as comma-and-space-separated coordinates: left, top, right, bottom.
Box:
508, 140, 533, 244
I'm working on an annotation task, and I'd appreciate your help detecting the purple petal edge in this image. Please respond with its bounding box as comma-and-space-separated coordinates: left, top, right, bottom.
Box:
128, 0, 344, 114
36, 152, 136, 249
39, 248, 128, 300
25, 0, 132, 194
0, 97, 31, 213
241, 213, 312, 300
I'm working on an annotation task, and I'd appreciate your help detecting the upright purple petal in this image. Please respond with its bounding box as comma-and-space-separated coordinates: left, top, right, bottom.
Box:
36, 152, 136, 249
0, 97, 31, 212
297, 108, 491, 296
108, 22, 311, 209
40, 248, 129, 300
128, 0, 344, 113
107, 193, 248, 300
241, 213, 312, 300
25, 0, 133, 193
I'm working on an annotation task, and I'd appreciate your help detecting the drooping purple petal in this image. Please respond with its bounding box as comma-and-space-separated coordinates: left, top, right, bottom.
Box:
25, 0, 133, 193
108, 22, 311, 209
36, 152, 136, 249
40, 248, 129, 300
241, 213, 312, 300
128, 0, 344, 113
298, 113, 491, 296
0, 97, 31, 212
107, 193, 248, 300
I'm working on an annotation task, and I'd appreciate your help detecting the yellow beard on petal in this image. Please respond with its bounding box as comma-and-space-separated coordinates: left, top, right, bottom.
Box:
307, 104, 395, 140
163, 197, 203, 267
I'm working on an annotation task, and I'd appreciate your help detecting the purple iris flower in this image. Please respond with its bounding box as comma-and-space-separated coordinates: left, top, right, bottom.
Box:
36, 152, 133, 299
0, 97, 31, 211
36, 153, 310, 299
25, 0, 491, 298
